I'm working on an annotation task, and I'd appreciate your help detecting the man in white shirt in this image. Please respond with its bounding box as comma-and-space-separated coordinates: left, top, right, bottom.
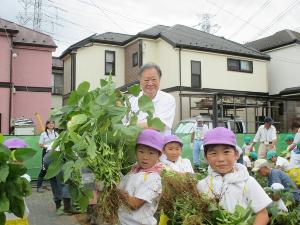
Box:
129, 63, 176, 135
191, 116, 209, 169
251, 117, 277, 159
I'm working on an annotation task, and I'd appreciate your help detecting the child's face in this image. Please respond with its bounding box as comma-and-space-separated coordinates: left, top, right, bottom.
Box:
163, 142, 182, 162
206, 144, 239, 176
136, 144, 160, 169
286, 140, 293, 145
270, 157, 277, 163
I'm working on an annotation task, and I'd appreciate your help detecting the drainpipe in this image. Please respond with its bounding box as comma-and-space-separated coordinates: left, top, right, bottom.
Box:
212, 94, 218, 128
179, 46, 182, 120
8, 36, 13, 134
70, 49, 77, 91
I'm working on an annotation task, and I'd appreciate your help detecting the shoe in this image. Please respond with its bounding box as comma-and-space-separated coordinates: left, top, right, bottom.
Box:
63, 198, 80, 215
37, 188, 44, 193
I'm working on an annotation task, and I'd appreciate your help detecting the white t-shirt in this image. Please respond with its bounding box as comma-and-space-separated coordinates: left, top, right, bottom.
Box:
290, 150, 300, 168
197, 163, 272, 213
192, 124, 209, 140
129, 90, 176, 135
275, 156, 290, 171
253, 125, 277, 143
118, 172, 162, 225
160, 154, 194, 173
39, 129, 58, 148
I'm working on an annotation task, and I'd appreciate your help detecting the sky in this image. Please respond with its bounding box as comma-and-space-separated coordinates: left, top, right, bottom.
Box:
1, 0, 300, 56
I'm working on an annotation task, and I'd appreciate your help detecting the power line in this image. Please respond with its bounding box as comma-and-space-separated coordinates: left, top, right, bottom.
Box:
250, 0, 300, 41
228, 0, 273, 39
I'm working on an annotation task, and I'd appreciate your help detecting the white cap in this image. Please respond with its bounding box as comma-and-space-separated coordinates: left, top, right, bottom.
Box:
271, 183, 284, 190
252, 159, 271, 172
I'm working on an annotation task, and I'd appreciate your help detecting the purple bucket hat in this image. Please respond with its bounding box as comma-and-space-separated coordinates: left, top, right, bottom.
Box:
164, 135, 183, 147
3, 138, 28, 149
203, 127, 236, 147
137, 129, 164, 153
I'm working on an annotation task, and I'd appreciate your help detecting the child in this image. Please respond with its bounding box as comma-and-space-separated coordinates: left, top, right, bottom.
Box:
160, 135, 194, 173
3, 138, 31, 225
197, 127, 272, 225
118, 129, 164, 225
288, 141, 300, 187
266, 151, 290, 171
242, 136, 254, 156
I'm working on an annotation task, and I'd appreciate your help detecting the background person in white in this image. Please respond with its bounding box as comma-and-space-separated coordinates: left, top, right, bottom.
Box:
250, 117, 277, 159
191, 116, 209, 169
129, 63, 176, 135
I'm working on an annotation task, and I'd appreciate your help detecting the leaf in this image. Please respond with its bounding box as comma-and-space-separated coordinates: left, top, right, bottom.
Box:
95, 93, 109, 106
78, 192, 91, 210
0, 135, 4, 144
148, 117, 165, 131
86, 137, 97, 160
0, 145, 10, 162
7, 164, 27, 179
45, 158, 64, 179
0, 164, 9, 182
71, 114, 88, 125
129, 114, 138, 125
77, 81, 90, 96
62, 161, 75, 183
100, 79, 108, 87
74, 158, 86, 170
128, 84, 140, 97
0, 192, 9, 212
138, 95, 154, 116
0, 212, 5, 225
13, 148, 36, 162
68, 91, 80, 105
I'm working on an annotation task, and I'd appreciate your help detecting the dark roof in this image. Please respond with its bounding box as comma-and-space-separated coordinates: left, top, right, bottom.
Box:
280, 86, 300, 95
137, 25, 170, 38
52, 57, 63, 68
245, 29, 300, 52
159, 24, 269, 60
0, 18, 56, 48
60, 24, 269, 60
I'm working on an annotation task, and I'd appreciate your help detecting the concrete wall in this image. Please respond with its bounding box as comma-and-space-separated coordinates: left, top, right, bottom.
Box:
265, 44, 300, 95
51, 95, 62, 109
76, 44, 125, 90
180, 49, 268, 92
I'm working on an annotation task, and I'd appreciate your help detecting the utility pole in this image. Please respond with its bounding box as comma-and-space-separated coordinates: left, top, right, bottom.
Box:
17, 0, 33, 27
33, 0, 43, 31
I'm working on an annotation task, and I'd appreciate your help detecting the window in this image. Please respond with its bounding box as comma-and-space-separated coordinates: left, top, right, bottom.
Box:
132, 52, 138, 67
105, 50, 115, 75
52, 74, 63, 95
227, 58, 253, 73
191, 61, 201, 88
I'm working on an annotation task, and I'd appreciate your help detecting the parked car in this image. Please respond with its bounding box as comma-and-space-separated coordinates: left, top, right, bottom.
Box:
172, 115, 246, 163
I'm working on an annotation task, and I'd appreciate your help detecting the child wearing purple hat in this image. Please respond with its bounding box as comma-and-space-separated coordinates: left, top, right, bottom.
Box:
197, 127, 272, 225
3, 138, 31, 225
160, 135, 194, 173
118, 129, 164, 225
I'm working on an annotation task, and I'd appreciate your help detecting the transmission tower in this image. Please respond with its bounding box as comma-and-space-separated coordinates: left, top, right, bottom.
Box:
33, 0, 43, 31
195, 13, 220, 34
17, 0, 33, 27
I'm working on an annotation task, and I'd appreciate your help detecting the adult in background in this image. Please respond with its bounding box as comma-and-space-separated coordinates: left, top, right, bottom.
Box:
36, 120, 58, 193
191, 116, 209, 170
129, 63, 176, 135
288, 121, 300, 151
250, 117, 277, 159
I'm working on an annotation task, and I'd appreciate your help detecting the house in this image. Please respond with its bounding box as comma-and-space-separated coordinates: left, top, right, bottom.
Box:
61, 24, 296, 132
0, 18, 56, 134
246, 30, 300, 129
51, 56, 63, 109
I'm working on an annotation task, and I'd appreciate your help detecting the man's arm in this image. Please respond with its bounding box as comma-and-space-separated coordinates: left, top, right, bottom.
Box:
253, 208, 269, 225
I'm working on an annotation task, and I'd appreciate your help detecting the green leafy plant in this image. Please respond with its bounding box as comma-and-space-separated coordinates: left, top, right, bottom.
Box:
46, 77, 164, 224
0, 134, 35, 225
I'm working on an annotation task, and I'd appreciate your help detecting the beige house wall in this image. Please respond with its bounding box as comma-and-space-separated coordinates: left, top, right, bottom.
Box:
76, 44, 125, 90
63, 55, 71, 94
180, 49, 268, 92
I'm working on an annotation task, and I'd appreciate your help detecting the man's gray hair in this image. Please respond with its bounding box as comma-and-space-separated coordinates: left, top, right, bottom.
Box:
138, 63, 162, 78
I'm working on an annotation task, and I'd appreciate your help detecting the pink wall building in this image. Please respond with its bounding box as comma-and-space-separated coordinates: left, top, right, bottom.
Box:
0, 18, 56, 134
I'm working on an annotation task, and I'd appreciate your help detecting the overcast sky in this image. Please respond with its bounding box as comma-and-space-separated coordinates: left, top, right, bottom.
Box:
1, 0, 300, 56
